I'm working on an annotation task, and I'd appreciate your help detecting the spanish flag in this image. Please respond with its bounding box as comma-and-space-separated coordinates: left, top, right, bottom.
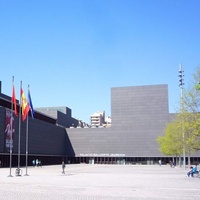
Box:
21, 88, 30, 121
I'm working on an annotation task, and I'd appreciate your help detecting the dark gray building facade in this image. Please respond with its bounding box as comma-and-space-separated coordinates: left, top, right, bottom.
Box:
66, 84, 172, 164
0, 82, 199, 167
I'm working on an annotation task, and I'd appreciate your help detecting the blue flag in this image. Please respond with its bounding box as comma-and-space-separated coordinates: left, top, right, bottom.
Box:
28, 89, 34, 119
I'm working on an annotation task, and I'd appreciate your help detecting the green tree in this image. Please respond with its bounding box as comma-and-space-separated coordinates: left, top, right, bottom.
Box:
157, 112, 200, 166
157, 117, 182, 157
182, 112, 200, 151
182, 66, 200, 152
177, 112, 200, 165
157, 67, 200, 166
184, 66, 200, 113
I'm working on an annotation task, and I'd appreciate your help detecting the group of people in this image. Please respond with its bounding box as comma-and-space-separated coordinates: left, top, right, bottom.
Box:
187, 165, 198, 177
32, 159, 42, 167
32, 159, 66, 174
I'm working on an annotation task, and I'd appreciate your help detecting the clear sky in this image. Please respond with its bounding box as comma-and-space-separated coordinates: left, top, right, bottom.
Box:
0, 0, 199, 123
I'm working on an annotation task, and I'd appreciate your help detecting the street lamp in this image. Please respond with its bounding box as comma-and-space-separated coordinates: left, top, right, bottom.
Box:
179, 64, 186, 170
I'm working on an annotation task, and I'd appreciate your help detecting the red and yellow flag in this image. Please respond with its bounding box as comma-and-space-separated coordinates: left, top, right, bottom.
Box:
21, 88, 30, 121
12, 85, 18, 116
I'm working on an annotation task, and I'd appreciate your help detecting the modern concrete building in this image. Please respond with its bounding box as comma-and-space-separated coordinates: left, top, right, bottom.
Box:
0, 81, 199, 167
66, 84, 172, 165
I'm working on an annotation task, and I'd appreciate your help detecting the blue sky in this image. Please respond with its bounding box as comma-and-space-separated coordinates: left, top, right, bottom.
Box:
0, 0, 199, 123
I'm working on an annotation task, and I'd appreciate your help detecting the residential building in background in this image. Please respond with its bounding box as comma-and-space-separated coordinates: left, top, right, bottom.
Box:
90, 111, 105, 127
104, 116, 111, 127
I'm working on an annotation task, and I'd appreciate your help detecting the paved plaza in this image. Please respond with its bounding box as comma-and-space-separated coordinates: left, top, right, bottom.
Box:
0, 164, 200, 199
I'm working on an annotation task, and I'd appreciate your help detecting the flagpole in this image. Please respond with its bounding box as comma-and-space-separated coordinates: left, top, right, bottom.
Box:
17, 81, 22, 173
24, 85, 29, 176
8, 76, 14, 177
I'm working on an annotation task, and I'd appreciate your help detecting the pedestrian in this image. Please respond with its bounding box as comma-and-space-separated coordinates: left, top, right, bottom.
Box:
36, 159, 39, 167
62, 161, 65, 174
187, 166, 193, 177
32, 159, 35, 167
38, 160, 42, 167
159, 159, 162, 166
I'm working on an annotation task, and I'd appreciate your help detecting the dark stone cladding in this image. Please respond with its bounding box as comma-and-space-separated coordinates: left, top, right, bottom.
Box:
0, 106, 67, 156
66, 84, 172, 157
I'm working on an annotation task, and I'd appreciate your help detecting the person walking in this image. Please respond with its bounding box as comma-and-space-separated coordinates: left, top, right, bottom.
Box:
32, 159, 35, 167
187, 166, 194, 177
36, 159, 39, 167
62, 161, 66, 174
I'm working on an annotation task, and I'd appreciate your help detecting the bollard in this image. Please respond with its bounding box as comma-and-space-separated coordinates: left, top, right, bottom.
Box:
15, 168, 22, 176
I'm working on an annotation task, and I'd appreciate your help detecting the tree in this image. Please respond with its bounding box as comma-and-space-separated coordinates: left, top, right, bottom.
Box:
157, 112, 200, 166
182, 66, 200, 152
184, 66, 200, 113
157, 118, 182, 157
157, 67, 200, 165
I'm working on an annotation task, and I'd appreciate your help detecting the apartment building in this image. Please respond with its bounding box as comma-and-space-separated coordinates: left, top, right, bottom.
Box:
90, 111, 105, 127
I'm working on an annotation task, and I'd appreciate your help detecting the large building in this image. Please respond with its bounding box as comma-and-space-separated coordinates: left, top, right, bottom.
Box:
0, 81, 199, 167
66, 84, 172, 164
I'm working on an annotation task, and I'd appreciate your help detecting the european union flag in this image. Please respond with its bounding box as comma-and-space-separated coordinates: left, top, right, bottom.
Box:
28, 89, 34, 119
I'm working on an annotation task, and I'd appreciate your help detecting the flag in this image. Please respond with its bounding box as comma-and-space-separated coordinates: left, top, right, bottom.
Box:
21, 88, 30, 121
28, 88, 34, 119
12, 85, 18, 116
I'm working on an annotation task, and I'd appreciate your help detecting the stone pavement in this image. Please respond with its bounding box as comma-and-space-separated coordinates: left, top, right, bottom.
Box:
0, 164, 200, 200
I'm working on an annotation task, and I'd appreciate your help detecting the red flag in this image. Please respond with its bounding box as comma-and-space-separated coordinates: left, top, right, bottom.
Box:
21, 88, 30, 121
12, 85, 18, 116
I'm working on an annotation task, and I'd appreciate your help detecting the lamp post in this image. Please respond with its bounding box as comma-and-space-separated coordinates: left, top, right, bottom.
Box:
179, 64, 186, 170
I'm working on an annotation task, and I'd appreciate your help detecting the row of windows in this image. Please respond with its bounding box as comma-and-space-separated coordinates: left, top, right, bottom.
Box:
67, 157, 200, 165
